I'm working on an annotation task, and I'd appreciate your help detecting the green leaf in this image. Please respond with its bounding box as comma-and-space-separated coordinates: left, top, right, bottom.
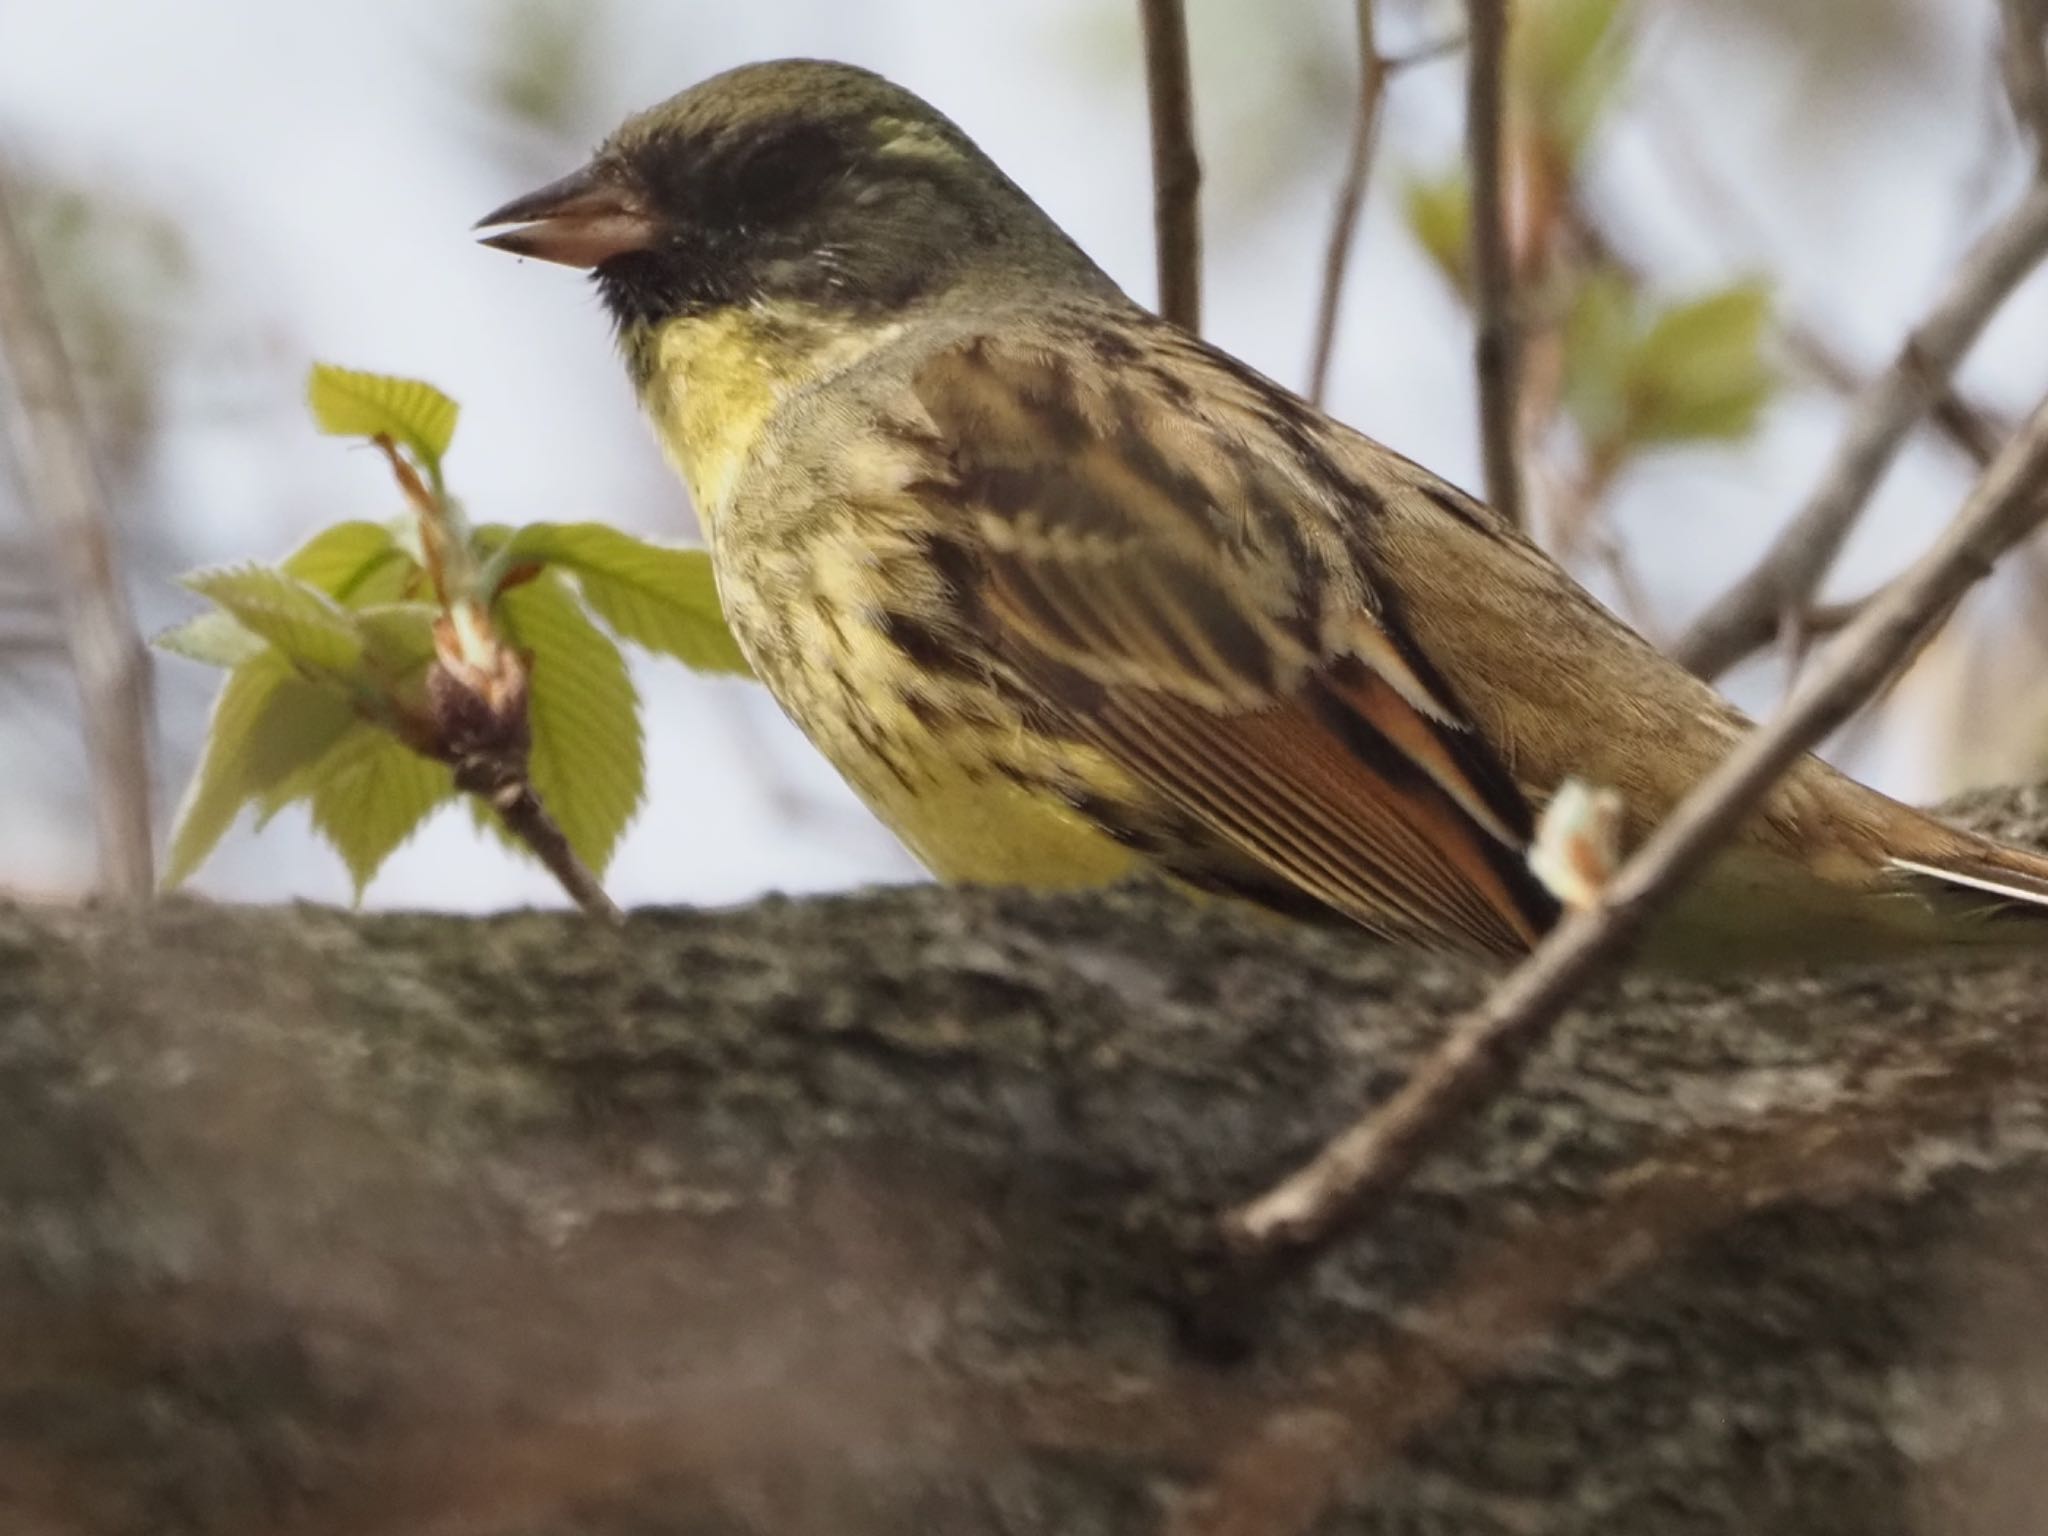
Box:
354, 602, 440, 677
182, 564, 366, 679
161, 656, 355, 886
306, 724, 457, 899
306, 363, 460, 472
155, 610, 267, 670
163, 659, 286, 888
1512, 0, 1630, 156
1402, 168, 1471, 298
1561, 273, 1776, 456
246, 681, 361, 825
498, 521, 752, 676
1633, 281, 1774, 444
281, 519, 405, 602
495, 568, 644, 877
1561, 266, 1640, 452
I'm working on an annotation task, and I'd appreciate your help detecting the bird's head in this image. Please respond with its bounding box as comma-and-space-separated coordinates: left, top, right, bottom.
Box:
476, 59, 1109, 337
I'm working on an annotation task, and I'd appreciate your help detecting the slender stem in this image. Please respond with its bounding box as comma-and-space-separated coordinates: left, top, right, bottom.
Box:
1785, 326, 2010, 473
427, 691, 622, 925
0, 155, 155, 903
1465, 0, 1523, 529
1672, 175, 2048, 683
1306, 0, 1390, 404
1227, 386, 2048, 1265
2002, 0, 2048, 171
488, 780, 623, 924
1137, 0, 1202, 332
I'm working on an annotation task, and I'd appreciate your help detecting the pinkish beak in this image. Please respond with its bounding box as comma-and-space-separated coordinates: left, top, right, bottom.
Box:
474, 166, 656, 269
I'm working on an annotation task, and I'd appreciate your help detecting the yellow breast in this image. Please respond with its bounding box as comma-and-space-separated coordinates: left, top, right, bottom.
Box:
631, 303, 1140, 890
742, 522, 1141, 889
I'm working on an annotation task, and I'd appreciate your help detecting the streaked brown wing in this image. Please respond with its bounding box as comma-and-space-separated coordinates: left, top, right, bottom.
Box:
909, 329, 1558, 955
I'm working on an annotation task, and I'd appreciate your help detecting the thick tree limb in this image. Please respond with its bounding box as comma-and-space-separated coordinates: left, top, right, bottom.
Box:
6, 826, 2048, 1535
1228, 386, 2048, 1271
1672, 179, 2048, 680
1465, 0, 1524, 531
0, 156, 154, 901
1137, 0, 1203, 332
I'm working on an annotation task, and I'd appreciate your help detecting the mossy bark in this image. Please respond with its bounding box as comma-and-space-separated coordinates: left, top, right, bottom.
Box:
4, 790, 2048, 1534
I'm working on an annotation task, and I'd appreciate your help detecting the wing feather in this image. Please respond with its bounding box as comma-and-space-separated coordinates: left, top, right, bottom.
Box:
910, 327, 1559, 955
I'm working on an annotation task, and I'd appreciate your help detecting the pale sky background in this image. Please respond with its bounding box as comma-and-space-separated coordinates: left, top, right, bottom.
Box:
2, 0, 2044, 911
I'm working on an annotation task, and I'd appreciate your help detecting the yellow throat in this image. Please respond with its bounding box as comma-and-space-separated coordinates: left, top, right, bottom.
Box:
629, 303, 903, 524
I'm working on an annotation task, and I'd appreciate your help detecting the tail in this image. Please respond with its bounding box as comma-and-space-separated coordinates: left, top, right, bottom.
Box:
1889, 836, 2048, 925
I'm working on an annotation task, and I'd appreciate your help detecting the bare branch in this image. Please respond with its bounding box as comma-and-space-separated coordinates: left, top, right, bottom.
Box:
1306, 1, 1390, 404
1778, 322, 2008, 470
480, 779, 624, 924
1226, 386, 2048, 1267
1465, 0, 1524, 530
2003, 0, 2048, 170
0, 619, 66, 659
0, 154, 154, 902
1137, 0, 1202, 332
416, 658, 624, 927
1672, 181, 2048, 680
1586, 128, 2012, 678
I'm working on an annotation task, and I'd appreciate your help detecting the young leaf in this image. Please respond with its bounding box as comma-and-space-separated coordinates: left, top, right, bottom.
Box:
354, 602, 440, 677
162, 659, 288, 888
281, 519, 407, 602
1512, 0, 1630, 157
498, 521, 752, 676
1561, 266, 1640, 452
1402, 168, 1472, 298
245, 681, 361, 825
155, 610, 268, 670
161, 656, 354, 886
182, 565, 366, 679
306, 363, 460, 472
495, 568, 645, 877
306, 723, 458, 898
1634, 281, 1774, 445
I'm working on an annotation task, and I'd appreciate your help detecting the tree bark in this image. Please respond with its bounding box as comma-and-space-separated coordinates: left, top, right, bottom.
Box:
5, 789, 2048, 1535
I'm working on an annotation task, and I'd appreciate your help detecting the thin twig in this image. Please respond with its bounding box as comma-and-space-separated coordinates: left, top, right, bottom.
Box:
0, 154, 154, 902
364, 435, 621, 924
1137, 0, 1202, 332
1226, 386, 2048, 1266
1465, 0, 1523, 529
478, 778, 624, 924
0, 618, 66, 658
418, 671, 624, 927
1595, 112, 2014, 681
1306, 1, 1390, 404
385, 682, 623, 926
1387, 30, 1466, 71
2002, 0, 2048, 170
1671, 181, 2048, 682
1780, 324, 2009, 470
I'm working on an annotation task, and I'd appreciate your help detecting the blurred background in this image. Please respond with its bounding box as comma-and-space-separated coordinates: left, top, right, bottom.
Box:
2, 0, 2045, 911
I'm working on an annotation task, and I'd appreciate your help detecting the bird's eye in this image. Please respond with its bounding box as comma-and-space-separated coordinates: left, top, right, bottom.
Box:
713, 123, 853, 224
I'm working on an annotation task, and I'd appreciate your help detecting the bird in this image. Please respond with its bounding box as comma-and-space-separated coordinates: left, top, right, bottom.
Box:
476, 57, 2048, 965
